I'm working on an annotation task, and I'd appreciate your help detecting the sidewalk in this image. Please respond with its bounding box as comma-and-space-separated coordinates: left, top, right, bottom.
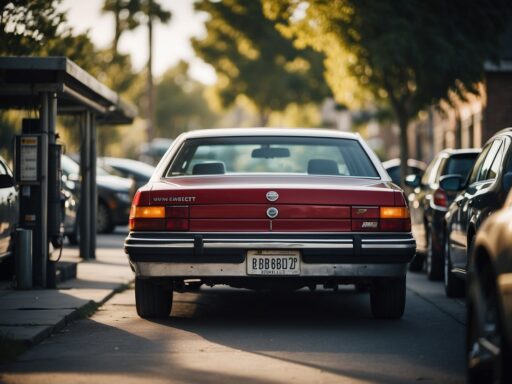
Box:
0, 234, 133, 360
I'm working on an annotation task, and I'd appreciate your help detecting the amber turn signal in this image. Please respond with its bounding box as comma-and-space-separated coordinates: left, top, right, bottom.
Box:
130, 206, 165, 219
380, 207, 410, 219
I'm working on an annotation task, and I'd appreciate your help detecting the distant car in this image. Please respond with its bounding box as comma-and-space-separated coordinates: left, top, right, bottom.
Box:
383, 158, 427, 187
125, 128, 416, 319
99, 157, 155, 191
467, 190, 512, 383
0, 156, 17, 275
406, 149, 480, 278
138, 138, 173, 166
61, 155, 133, 236
443, 128, 512, 297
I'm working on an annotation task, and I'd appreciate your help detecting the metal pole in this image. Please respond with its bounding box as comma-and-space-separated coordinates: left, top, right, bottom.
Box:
38, 92, 49, 287
89, 112, 97, 260
79, 112, 91, 260
15, 229, 32, 290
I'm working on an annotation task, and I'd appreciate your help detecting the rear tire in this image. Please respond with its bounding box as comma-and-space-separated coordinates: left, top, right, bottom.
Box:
97, 201, 114, 234
426, 230, 443, 281
370, 277, 406, 319
408, 253, 424, 272
135, 277, 173, 318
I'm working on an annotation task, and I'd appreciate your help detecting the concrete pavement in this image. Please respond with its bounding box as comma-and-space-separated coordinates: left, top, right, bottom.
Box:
0, 230, 132, 360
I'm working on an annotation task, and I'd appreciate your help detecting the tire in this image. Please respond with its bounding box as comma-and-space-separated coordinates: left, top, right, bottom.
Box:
96, 201, 114, 234
426, 229, 443, 281
370, 277, 406, 319
444, 234, 465, 298
135, 277, 173, 319
408, 253, 424, 272
187, 281, 202, 291
467, 263, 511, 383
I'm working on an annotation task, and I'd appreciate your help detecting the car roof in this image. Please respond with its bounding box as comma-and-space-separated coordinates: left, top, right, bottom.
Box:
489, 127, 512, 141
382, 158, 427, 170
438, 148, 481, 157
178, 128, 360, 140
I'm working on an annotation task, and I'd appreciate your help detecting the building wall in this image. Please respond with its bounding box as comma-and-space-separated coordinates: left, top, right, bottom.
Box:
484, 71, 512, 141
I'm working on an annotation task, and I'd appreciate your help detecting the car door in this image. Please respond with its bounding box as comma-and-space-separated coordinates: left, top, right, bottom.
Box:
409, 155, 442, 251
450, 140, 503, 270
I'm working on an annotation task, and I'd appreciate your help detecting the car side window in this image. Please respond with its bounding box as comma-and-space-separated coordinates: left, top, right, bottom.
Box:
477, 140, 502, 182
468, 143, 493, 185
488, 143, 505, 180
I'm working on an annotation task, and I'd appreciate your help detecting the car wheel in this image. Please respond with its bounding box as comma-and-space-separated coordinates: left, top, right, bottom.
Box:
187, 281, 202, 291
467, 263, 511, 383
97, 201, 114, 234
135, 277, 173, 318
67, 220, 80, 245
426, 229, 443, 281
370, 277, 406, 319
444, 234, 465, 298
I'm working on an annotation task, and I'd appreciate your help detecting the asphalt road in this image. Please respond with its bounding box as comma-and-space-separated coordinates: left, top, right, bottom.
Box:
0, 230, 466, 384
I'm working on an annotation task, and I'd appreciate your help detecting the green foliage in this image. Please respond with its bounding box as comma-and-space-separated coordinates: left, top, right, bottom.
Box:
155, 61, 217, 138
193, 0, 330, 125
0, 0, 65, 55
264, 0, 512, 181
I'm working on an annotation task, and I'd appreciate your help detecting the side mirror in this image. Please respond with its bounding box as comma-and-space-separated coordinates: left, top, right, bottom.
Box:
405, 174, 420, 188
439, 174, 464, 192
0, 174, 14, 188
503, 172, 512, 192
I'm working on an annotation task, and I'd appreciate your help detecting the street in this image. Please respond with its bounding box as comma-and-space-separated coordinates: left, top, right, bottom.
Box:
0, 230, 466, 384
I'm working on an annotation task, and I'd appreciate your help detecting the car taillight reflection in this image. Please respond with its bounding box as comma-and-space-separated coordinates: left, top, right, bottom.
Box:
433, 188, 448, 208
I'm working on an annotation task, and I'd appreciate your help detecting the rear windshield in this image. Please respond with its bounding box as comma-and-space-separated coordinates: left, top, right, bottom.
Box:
442, 154, 479, 179
166, 136, 379, 178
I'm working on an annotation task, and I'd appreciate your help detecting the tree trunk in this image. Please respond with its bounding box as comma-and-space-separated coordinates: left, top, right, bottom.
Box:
258, 108, 270, 127
396, 111, 410, 187
112, 0, 121, 54
146, 9, 154, 142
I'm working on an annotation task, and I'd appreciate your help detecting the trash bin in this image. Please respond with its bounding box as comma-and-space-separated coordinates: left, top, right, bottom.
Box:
15, 228, 32, 289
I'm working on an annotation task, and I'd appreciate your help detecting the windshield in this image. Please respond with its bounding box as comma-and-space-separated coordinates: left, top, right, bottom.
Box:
166, 136, 379, 178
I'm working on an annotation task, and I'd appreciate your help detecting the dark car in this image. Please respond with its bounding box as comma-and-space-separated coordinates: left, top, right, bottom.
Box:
99, 157, 155, 191
0, 156, 17, 275
383, 158, 427, 187
61, 155, 133, 237
406, 149, 480, 279
443, 128, 512, 297
467, 190, 512, 383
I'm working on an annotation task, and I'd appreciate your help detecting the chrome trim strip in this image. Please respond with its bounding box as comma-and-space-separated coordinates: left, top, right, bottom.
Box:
361, 238, 415, 243
127, 238, 353, 243
361, 244, 416, 249
126, 242, 353, 249
132, 262, 407, 277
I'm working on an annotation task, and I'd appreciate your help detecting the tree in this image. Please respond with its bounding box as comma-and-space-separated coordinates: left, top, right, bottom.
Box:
0, 0, 64, 55
155, 61, 217, 138
264, 0, 512, 183
192, 0, 330, 126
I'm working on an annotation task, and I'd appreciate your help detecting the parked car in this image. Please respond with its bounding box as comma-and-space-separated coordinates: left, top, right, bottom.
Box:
61, 155, 133, 238
138, 138, 173, 166
467, 190, 512, 383
383, 158, 427, 187
406, 149, 480, 278
99, 157, 155, 191
0, 156, 17, 276
125, 128, 416, 319
443, 128, 512, 297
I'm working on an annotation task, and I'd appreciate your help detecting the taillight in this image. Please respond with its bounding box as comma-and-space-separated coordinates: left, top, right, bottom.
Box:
433, 188, 448, 208
129, 200, 190, 231
351, 206, 411, 232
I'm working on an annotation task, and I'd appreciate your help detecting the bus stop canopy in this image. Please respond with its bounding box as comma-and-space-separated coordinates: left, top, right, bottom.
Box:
0, 56, 136, 123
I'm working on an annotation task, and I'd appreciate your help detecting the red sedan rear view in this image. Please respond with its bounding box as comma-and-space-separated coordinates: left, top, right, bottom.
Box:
124, 128, 416, 319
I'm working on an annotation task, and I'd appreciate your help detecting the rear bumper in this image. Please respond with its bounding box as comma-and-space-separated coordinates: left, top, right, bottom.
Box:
125, 232, 415, 278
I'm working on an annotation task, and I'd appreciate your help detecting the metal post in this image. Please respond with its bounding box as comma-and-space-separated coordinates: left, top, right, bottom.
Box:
36, 92, 49, 287
89, 112, 97, 259
15, 229, 32, 289
79, 112, 91, 260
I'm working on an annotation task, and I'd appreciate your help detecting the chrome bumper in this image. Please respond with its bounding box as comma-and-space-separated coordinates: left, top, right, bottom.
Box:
125, 231, 415, 278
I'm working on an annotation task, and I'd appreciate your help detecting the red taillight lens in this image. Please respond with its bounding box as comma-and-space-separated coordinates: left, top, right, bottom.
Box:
129, 203, 190, 231
433, 188, 448, 208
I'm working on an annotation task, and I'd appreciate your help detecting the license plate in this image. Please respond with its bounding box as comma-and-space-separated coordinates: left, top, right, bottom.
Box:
246, 250, 300, 275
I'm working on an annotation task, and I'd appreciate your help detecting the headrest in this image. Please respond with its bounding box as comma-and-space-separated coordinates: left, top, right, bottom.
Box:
307, 159, 339, 175
192, 162, 226, 175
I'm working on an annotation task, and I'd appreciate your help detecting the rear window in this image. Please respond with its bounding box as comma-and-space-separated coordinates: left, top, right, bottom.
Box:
166, 136, 379, 178
442, 154, 479, 180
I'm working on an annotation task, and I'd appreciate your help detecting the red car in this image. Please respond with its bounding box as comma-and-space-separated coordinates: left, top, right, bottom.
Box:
125, 129, 416, 319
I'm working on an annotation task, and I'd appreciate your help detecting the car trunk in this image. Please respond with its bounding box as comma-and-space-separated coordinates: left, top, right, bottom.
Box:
140, 175, 402, 232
